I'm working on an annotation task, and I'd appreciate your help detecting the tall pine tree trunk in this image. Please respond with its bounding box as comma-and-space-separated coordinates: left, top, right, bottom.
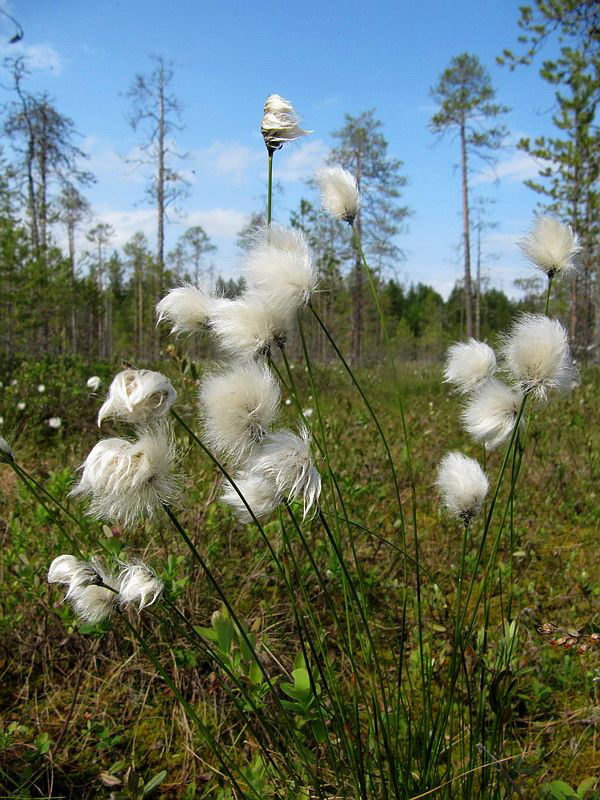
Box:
460, 117, 473, 339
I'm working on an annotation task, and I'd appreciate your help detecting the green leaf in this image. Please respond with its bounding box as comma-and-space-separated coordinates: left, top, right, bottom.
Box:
577, 778, 597, 799
194, 626, 218, 643
143, 769, 167, 795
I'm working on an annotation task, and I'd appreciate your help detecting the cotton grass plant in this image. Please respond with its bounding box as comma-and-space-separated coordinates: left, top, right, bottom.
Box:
4, 93, 588, 800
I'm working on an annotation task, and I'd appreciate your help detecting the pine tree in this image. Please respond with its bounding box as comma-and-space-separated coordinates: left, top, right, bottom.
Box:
429, 53, 508, 339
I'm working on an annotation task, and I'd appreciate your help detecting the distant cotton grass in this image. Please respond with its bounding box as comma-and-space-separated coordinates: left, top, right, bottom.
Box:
444, 339, 496, 394
70, 423, 180, 526
260, 94, 310, 152
435, 451, 489, 523
223, 426, 321, 522
87, 376, 102, 392
199, 362, 281, 464
156, 284, 214, 336
244, 223, 317, 313
315, 166, 360, 224
98, 369, 177, 427
500, 314, 579, 400
48, 417, 62, 430
519, 216, 580, 278
0, 436, 14, 461
210, 293, 291, 359
48, 555, 119, 623
461, 379, 523, 450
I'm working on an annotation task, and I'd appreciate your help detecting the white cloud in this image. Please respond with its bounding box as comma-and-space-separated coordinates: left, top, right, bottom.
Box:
473, 152, 549, 186
277, 139, 329, 182
0, 42, 63, 73
193, 140, 262, 183
82, 136, 147, 186
183, 207, 249, 240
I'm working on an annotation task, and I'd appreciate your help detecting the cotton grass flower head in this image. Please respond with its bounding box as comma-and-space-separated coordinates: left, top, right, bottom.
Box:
118, 561, 164, 611
199, 361, 280, 464
48, 416, 62, 429
221, 471, 282, 523
70, 423, 180, 527
48, 555, 118, 623
519, 216, 580, 278
209, 293, 291, 359
244, 223, 317, 313
17, 402, 26, 411
87, 376, 102, 392
444, 339, 496, 394
37, 384, 46, 394
156, 284, 214, 336
0, 436, 14, 462
315, 166, 360, 224
500, 313, 579, 400
461, 379, 523, 450
435, 451, 489, 524
261, 94, 310, 152
98, 369, 177, 427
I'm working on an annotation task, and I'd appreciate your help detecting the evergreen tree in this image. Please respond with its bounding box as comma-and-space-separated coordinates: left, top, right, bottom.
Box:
429, 53, 508, 339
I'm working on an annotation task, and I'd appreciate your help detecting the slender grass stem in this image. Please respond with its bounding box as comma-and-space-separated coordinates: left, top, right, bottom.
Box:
545, 273, 554, 315
267, 150, 273, 224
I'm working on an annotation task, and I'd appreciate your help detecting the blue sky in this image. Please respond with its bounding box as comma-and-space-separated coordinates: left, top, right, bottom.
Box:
0, 0, 561, 298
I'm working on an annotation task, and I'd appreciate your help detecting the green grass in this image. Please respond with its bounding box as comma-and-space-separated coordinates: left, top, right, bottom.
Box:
1, 355, 599, 799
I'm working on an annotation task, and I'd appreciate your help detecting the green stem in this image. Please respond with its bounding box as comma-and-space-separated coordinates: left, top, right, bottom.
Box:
267, 149, 273, 224
545, 273, 554, 315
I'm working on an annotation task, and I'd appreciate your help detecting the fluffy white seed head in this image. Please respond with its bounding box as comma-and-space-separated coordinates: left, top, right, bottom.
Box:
500, 314, 579, 400
444, 339, 496, 394
209, 292, 291, 359
17, 402, 26, 411
70, 423, 180, 527
315, 166, 360, 224
48, 555, 118, 623
461, 379, 524, 450
0, 436, 14, 461
156, 284, 214, 336
244, 223, 317, 313
48, 417, 62, 429
199, 362, 281, 464
98, 369, 177, 427
87, 376, 102, 392
221, 472, 282, 523
37, 384, 46, 393
118, 561, 164, 611
435, 452, 489, 523
519, 216, 580, 277
251, 426, 321, 519
261, 94, 311, 151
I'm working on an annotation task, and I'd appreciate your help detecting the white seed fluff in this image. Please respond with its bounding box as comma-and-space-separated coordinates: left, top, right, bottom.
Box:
199, 361, 281, 464
156, 284, 214, 336
0, 436, 14, 461
315, 166, 360, 224
98, 369, 177, 427
444, 339, 497, 394
48, 417, 62, 429
435, 452, 489, 522
221, 472, 282, 523
118, 561, 164, 611
244, 223, 317, 313
48, 555, 119, 623
500, 313, 579, 400
209, 292, 291, 360
87, 376, 102, 392
260, 94, 310, 151
519, 216, 580, 277
70, 423, 180, 527
461, 379, 523, 450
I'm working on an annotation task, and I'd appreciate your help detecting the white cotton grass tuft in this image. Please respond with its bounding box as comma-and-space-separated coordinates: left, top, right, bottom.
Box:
461, 379, 523, 450
444, 339, 496, 394
221, 472, 282, 524
0, 436, 14, 461
48, 555, 119, 623
156, 284, 214, 336
315, 166, 360, 224
117, 561, 164, 611
98, 369, 177, 427
435, 451, 489, 523
87, 376, 102, 392
209, 293, 291, 359
199, 361, 281, 464
48, 417, 62, 429
260, 94, 311, 151
70, 423, 180, 527
17, 402, 26, 411
500, 313, 579, 400
37, 384, 46, 394
518, 216, 580, 278
243, 223, 317, 313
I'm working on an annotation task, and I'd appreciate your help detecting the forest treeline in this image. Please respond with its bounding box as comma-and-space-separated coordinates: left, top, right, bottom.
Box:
0, 1, 597, 366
